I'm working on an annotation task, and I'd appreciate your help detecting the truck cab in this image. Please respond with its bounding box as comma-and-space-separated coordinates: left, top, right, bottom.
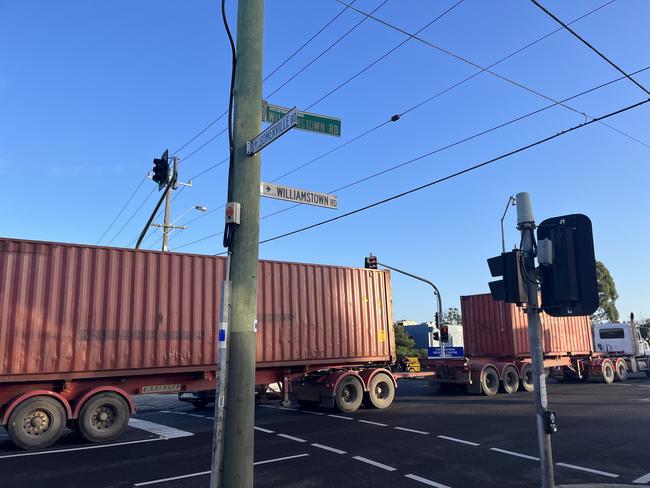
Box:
594, 322, 650, 357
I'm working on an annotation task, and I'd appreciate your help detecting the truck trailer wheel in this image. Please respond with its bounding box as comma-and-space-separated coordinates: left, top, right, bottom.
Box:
78, 392, 130, 443
365, 373, 395, 409
481, 367, 500, 396
7, 396, 67, 450
334, 376, 363, 413
501, 366, 519, 394
520, 365, 534, 392
614, 360, 628, 382
601, 361, 615, 384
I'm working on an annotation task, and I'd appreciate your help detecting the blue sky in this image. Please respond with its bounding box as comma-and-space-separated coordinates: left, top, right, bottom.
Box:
1, 0, 648, 322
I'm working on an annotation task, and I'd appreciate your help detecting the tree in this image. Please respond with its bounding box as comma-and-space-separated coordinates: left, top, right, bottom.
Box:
393, 322, 417, 357
591, 261, 619, 323
441, 307, 462, 325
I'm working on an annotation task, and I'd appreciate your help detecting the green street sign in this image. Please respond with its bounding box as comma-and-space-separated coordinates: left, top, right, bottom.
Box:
262, 102, 341, 137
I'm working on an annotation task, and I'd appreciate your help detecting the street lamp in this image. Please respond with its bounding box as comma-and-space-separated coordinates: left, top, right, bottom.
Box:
153, 204, 208, 251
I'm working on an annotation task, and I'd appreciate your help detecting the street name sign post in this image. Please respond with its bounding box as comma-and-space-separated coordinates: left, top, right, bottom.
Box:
247, 107, 298, 156
260, 182, 338, 209
262, 101, 341, 137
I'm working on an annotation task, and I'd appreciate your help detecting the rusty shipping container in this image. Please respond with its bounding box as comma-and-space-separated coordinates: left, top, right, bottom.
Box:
460, 293, 593, 358
0, 238, 394, 381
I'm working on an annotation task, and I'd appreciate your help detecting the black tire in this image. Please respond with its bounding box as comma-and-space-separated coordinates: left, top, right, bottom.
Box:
481, 366, 500, 396
334, 376, 363, 413
520, 364, 534, 392
7, 396, 67, 450
602, 361, 615, 384
191, 399, 208, 409
502, 365, 519, 394
78, 392, 130, 443
365, 373, 395, 409
615, 360, 628, 382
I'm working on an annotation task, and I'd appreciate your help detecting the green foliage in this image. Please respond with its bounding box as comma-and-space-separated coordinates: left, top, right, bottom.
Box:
393, 323, 417, 357
441, 307, 462, 325
591, 261, 619, 323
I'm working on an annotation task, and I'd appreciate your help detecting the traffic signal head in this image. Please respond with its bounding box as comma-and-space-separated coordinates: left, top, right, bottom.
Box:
440, 325, 449, 343
487, 250, 528, 305
364, 255, 377, 269
152, 149, 170, 190
537, 214, 598, 317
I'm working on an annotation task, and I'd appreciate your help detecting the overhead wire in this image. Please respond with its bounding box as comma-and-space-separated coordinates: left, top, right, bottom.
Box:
96, 175, 147, 244
107, 186, 156, 246
530, 0, 650, 97
168, 0, 626, 238
171, 74, 650, 252
254, 98, 649, 247
332, 0, 647, 150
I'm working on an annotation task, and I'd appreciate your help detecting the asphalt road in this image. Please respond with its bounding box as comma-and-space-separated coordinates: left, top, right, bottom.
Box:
2, 375, 650, 488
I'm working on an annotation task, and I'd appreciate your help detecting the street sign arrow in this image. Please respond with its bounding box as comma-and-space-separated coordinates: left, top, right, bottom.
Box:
260, 182, 338, 209
247, 107, 298, 156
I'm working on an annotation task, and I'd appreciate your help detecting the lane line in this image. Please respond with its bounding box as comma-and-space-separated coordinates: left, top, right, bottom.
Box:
405, 473, 451, 488
353, 455, 397, 471
358, 420, 388, 427
254, 453, 310, 466
556, 462, 619, 478
277, 434, 307, 443
394, 427, 429, 435
277, 406, 298, 411
328, 414, 354, 420
187, 414, 205, 418
128, 419, 194, 439
0, 438, 163, 459
311, 443, 347, 455
254, 426, 275, 434
258, 405, 277, 409
134, 454, 310, 486
490, 448, 539, 461
159, 410, 173, 413
301, 410, 325, 416
633, 472, 650, 484
437, 435, 479, 447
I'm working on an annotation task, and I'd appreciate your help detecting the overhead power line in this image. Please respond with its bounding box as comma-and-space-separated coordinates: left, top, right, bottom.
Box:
106, 186, 156, 246
96, 175, 147, 244
171, 77, 649, 252
254, 97, 649, 247
530, 0, 650, 97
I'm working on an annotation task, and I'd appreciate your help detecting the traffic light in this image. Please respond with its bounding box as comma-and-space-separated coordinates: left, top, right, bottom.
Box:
537, 214, 598, 317
440, 325, 449, 343
487, 250, 528, 305
152, 150, 170, 190
364, 255, 377, 269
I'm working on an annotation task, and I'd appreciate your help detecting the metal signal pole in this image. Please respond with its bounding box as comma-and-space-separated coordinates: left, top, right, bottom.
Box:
516, 192, 555, 488
220, 1, 264, 487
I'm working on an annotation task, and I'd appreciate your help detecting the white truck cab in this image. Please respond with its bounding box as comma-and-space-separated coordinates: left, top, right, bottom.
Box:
593, 321, 650, 375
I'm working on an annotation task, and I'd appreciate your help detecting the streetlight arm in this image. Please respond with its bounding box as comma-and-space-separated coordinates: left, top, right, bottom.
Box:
376, 262, 443, 329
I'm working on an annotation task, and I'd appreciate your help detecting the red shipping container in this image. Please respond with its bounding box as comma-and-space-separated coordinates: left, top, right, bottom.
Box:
460, 293, 593, 358
0, 238, 394, 382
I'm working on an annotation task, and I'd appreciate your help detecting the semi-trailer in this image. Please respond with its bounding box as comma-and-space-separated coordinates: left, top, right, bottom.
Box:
424, 293, 646, 395
0, 237, 428, 450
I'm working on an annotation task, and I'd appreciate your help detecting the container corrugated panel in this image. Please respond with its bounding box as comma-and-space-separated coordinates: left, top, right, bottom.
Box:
0, 238, 394, 379
461, 293, 592, 358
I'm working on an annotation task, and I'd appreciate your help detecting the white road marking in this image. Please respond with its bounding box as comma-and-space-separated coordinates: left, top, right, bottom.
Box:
134, 470, 210, 486
301, 410, 325, 416
0, 438, 163, 459
394, 427, 429, 435
254, 453, 310, 466
405, 473, 452, 487
254, 426, 275, 434
327, 414, 354, 420
134, 454, 310, 486
437, 435, 480, 446
353, 455, 397, 471
277, 406, 298, 411
187, 414, 205, 418
258, 404, 277, 409
490, 448, 539, 461
128, 419, 194, 439
311, 443, 347, 454
633, 472, 650, 484
277, 433, 307, 443
358, 420, 388, 427
159, 410, 173, 413
556, 462, 619, 478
